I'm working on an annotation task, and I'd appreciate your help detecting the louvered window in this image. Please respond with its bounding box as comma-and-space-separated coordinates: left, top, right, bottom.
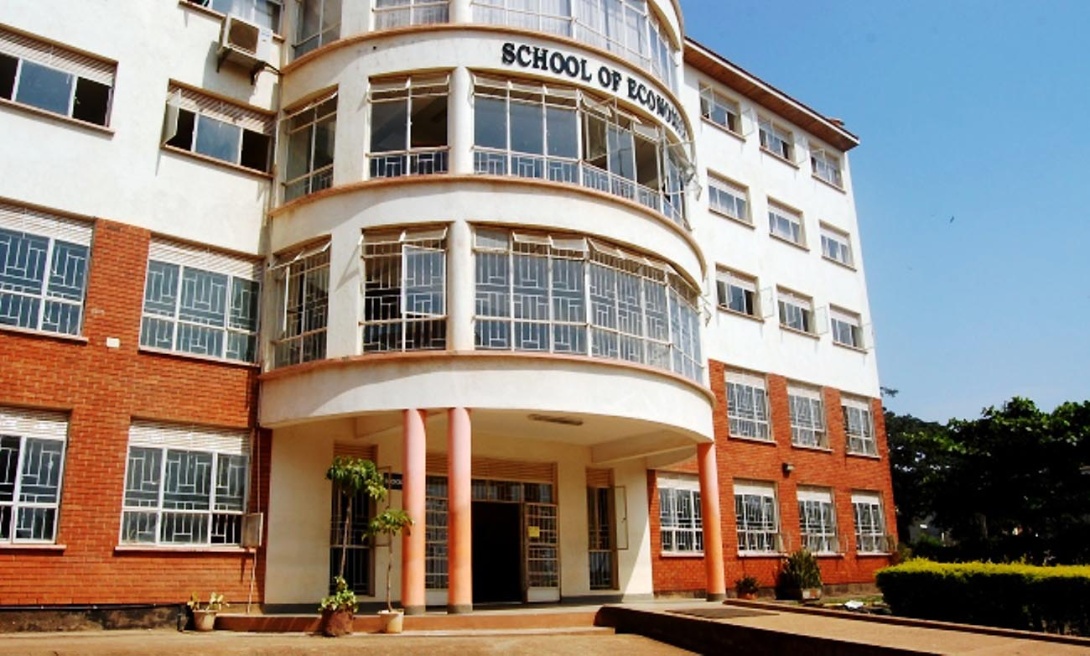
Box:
0, 407, 68, 544
162, 83, 274, 173
121, 421, 250, 547
0, 26, 115, 127
0, 202, 91, 337
140, 239, 261, 363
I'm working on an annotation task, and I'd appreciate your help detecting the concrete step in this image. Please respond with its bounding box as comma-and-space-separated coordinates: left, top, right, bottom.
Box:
215, 608, 603, 634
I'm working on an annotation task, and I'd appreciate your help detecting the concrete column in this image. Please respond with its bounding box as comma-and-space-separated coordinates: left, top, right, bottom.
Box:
448, 220, 475, 351
401, 409, 427, 615
450, 0, 473, 25
447, 407, 473, 613
697, 442, 726, 601
448, 66, 474, 176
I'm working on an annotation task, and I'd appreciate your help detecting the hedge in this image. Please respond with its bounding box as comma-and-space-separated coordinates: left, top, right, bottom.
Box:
876, 559, 1090, 635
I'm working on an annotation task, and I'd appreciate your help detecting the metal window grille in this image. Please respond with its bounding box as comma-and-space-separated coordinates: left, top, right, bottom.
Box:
0, 407, 68, 544
586, 471, 615, 590
789, 391, 827, 448
658, 485, 702, 553
368, 75, 450, 179
471, 76, 690, 230
844, 404, 877, 456
374, 0, 450, 29
284, 93, 337, 201
424, 475, 448, 590
120, 422, 249, 547
272, 242, 330, 367
329, 486, 373, 594
726, 378, 771, 440
473, 228, 702, 382
852, 495, 886, 553
798, 497, 839, 553
734, 489, 780, 553
361, 229, 447, 352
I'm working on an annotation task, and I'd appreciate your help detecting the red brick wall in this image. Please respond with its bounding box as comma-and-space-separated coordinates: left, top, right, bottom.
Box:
648, 360, 896, 596
0, 219, 268, 606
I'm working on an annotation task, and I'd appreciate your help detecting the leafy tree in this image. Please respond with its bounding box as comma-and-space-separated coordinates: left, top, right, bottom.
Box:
884, 410, 957, 541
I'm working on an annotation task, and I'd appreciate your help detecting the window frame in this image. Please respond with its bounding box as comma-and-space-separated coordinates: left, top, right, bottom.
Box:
657, 473, 703, 555
162, 84, 274, 175
726, 371, 772, 441
699, 84, 741, 136
820, 224, 854, 268
810, 146, 843, 188
271, 240, 331, 368
707, 175, 750, 225
0, 408, 68, 545
139, 240, 262, 364
852, 491, 888, 554
830, 307, 863, 350
292, 0, 342, 59
368, 75, 450, 179
119, 421, 250, 548
375, 0, 451, 30
758, 116, 794, 162
0, 26, 116, 128
788, 383, 827, 449
734, 480, 780, 555
768, 201, 805, 247
0, 204, 92, 338
797, 487, 839, 554
715, 268, 759, 319
283, 91, 338, 201
777, 288, 814, 335
185, 0, 283, 34
843, 397, 878, 456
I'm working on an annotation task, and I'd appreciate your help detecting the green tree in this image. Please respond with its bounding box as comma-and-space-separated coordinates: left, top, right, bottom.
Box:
884, 410, 958, 541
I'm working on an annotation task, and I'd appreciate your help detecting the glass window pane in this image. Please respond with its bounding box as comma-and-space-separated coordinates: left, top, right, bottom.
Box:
475, 96, 508, 149
194, 115, 242, 163
371, 100, 408, 152
509, 101, 544, 154
15, 61, 72, 116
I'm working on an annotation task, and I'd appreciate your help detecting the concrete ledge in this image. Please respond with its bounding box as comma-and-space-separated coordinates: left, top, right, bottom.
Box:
0, 605, 182, 633
595, 605, 924, 656
724, 600, 1090, 649
216, 608, 599, 634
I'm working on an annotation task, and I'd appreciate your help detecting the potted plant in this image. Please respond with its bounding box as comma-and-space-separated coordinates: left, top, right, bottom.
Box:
187, 592, 226, 632
321, 456, 413, 636
734, 575, 760, 600
776, 548, 823, 601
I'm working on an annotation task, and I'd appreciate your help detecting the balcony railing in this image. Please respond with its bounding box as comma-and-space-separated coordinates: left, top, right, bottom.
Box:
284, 165, 333, 202
374, 1, 450, 30
369, 147, 450, 179
472, 147, 686, 230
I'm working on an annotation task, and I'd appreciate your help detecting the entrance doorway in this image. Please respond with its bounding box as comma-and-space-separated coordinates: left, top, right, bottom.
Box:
471, 501, 522, 603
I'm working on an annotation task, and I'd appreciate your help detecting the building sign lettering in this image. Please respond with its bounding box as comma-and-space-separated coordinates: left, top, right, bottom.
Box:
501, 42, 688, 141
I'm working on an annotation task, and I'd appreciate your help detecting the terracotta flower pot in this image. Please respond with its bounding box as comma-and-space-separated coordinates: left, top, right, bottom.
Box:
320, 608, 354, 637
191, 610, 217, 632
379, 609, 404, 634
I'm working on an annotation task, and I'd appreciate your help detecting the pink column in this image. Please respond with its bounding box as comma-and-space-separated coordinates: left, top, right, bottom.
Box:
697, 442, 727, 600
447, 407, 473, 613
401, 409, 427, 615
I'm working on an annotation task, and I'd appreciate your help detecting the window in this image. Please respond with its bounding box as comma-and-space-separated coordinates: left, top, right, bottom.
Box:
734, 481, 779, 554
830, 307, 863, 349
820, 224, 853, 267
375, 0, 450, 30
811, 147, 843, 187
843, 397, 877, 456
777, 288, 813, 334
788, 384, 827, 449
293, 0, 341, 58
0, 26, 115, 127
284, 92, 337, 201
187, 0, 282, 32
658, 474, 701, 554
473, 76, 691, 229
369, 76, 449, 178
768, 201, 804, 246
715, 269, 758, 318
121, 421, 249, 546
726, 371, 771, 440
0, 202, 91, 337
852, 491, 888, 553
758, 117, 793, 161
163, 84, 274, 173
362, 228, 447, 352
0, 407, 67, 544
272, 241, 330, 367
139, 240, 261, 363
797, 487, 838, 554
474, 228, 703, 382
699, 85, 740, 134
707, 176, 749, 224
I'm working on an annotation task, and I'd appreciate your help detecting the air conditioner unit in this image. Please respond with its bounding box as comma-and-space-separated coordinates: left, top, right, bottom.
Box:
217, 15, 273, 76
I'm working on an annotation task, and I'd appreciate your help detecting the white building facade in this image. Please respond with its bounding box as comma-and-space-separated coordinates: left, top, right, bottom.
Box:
0, 0, 892, 613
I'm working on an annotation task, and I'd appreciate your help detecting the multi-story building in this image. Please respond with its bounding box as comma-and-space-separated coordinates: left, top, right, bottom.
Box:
0, 0, 894, 613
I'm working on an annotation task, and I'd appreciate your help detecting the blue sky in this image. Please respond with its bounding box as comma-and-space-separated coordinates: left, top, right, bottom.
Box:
680, 0, 1090, 422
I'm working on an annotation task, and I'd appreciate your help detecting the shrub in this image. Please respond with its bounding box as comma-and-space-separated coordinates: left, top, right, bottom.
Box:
876, 559, 1090, 635
735, 575, 760, 597
776, 548, 823, 599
